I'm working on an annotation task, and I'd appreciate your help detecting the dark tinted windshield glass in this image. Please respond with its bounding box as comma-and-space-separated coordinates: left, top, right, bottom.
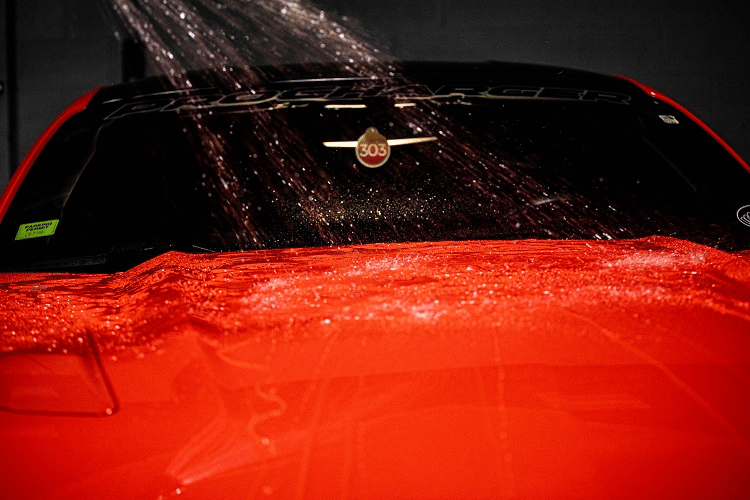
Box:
3, 89, 750, 272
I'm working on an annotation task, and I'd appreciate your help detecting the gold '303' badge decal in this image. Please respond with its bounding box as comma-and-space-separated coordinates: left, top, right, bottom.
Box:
322, 128, 437, 168
356, 128, 390, 168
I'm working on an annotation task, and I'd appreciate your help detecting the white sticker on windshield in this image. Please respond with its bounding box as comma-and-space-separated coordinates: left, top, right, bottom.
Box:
737, 206, 750, 227
659, 115, 679, 125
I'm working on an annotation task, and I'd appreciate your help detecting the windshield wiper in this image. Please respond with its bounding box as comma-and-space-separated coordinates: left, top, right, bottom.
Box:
2, 244, 174, 274
1, 240, 227, 274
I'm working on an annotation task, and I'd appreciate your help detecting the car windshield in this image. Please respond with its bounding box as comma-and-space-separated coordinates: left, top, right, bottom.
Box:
2, 80, 750, 272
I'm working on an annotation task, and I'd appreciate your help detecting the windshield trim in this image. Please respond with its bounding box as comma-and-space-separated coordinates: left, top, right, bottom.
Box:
0, 88, 101, 224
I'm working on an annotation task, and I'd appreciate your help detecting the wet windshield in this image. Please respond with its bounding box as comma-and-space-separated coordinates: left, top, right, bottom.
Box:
2, 86, 750, 272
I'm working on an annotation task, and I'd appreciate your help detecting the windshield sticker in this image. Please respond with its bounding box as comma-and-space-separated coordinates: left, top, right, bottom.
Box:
356, 128, 391, 168
15, 220, 59, 240
737, 206, 750, 227
659, 115, 680, 124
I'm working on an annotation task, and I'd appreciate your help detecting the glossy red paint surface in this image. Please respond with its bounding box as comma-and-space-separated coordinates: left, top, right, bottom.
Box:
0, 88, 101, 223
1, 237, 750, 498
616, 75, 750, 173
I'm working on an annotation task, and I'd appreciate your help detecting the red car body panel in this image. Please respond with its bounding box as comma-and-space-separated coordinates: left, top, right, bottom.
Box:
2, 237, 749, 497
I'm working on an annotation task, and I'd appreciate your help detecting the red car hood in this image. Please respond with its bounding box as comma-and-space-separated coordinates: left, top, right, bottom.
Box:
1, 237, 750, 498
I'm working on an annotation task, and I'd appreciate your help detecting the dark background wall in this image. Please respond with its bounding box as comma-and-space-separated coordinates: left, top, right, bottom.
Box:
1, 0, 749, 192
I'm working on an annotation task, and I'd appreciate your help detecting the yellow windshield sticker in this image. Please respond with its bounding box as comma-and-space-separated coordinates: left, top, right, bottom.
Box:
15, 220, 59, 240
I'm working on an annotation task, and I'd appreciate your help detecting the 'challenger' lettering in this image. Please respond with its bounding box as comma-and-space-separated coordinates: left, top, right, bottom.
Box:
278, 87, 338, 100
103, 82, 632, 120
581, 90, 630, 104
217, 90, 279, 105
485, 86, 541, 98
105, 99, 175, 119
433, 85, 490, 97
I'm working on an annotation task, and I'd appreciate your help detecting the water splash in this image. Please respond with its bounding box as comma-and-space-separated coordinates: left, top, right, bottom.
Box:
107, 0, 393, 87
105, 0, 407, 248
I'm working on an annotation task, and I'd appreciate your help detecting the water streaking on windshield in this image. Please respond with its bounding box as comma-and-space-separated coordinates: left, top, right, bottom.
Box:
107, 0, 400, 247
102, 1, 576, 251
